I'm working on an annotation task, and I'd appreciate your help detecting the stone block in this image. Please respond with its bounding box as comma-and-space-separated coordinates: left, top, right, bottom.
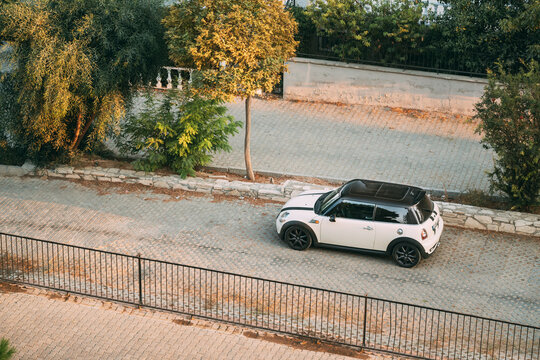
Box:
443, 218, 465, 226
137, 179, 153, 186
97, 177, 112, 182
0, 165, 27, 177
111, 177, 123, 183
65, 174, 80, 180
21, 160, 36, 173
153, 181, 170, 189
195, 187, 212, 194
514, 220, 532, 227
55, 166, 74, 175
473, 215, 492, 225
118, 169, 136, 176
464, 217, 486, 230
90, 171, 107, 177
516, 226, 536, 234
486, 224, 499, 232
81, 175, 95, 181
479, 209, 495, 215
172, 183, 189, 191
226, 190, 241, 197
258, 188, 283, 197
499, 223, 515, 233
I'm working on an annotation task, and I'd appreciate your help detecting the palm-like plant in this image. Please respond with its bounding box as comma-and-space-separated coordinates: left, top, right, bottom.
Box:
0, 338, 15, 360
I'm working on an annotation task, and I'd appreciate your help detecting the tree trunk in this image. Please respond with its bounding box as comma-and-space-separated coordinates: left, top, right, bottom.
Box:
70, 113, 83, 151
244, 95, 255, 181
74, 113, 95, 150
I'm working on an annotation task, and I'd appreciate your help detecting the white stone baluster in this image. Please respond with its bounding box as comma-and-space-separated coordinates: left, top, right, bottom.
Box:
177, 69, 183, 90
166, 67, 172, 89
188, 70, 193, 86
156, 71, 162, 88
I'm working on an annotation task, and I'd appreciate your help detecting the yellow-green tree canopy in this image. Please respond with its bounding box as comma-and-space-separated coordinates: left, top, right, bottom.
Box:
0, 0, 166, 158
163, 0, 298, 180
163, 0, 298, 101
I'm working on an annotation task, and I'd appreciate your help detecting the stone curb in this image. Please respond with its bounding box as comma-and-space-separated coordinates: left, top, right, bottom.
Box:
2, 163, 539, 237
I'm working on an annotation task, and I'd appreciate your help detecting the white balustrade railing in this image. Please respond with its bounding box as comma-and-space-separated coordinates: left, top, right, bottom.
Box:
153, 67, 194, 90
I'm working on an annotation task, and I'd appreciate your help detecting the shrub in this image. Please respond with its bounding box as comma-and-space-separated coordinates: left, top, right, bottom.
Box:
117, 91, 241, 178
305, 0, 427, 63
0, 338, 15, 360
0, 0, 167, 163
475, 61, 540, 210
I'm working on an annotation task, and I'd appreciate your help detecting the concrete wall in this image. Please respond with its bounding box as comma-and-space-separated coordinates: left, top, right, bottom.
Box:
283, 57, 488, 115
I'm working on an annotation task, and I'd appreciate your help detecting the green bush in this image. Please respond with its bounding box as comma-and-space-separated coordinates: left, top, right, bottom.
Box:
305, 0, 427, 63
475, 61, 540, 210
117, 91, 241, 178
0, 338, 15, 360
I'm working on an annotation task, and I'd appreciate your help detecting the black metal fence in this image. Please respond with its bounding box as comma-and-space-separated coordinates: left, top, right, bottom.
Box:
1, 232, 538, 359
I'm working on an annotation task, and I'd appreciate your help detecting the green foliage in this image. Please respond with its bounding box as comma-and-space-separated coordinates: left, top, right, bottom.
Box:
0, 0, 167, 163
434, 0, 539, 74
117, 91, 242, 178
163, 0, 298, 100
0, 73, 26, 165
0, 338, 15, 360
475, 61, 540, 210
306, 0, 427, 63
163, 0, 298, 180
288, 6, 318, 55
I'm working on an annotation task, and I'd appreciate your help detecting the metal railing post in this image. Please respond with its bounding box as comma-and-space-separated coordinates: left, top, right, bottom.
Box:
363, 296, 368, 348
137, 253, 143, 307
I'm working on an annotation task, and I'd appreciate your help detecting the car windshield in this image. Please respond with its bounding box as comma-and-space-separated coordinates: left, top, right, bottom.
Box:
318, 187, 342, 214
413, 194, 434, 223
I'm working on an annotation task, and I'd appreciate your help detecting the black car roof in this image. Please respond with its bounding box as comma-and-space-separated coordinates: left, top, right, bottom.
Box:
339, 179, 425, 207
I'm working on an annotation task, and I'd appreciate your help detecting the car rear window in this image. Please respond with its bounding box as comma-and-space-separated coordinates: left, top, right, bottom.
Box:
412, 194, 435, 223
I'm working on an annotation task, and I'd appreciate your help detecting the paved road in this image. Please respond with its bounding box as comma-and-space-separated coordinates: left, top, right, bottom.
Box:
2, 286, 388, 360
0, 177, 538, 327
213, 98, 493, 192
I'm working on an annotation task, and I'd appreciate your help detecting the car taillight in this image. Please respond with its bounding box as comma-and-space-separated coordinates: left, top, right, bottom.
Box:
421, 229, 428, 240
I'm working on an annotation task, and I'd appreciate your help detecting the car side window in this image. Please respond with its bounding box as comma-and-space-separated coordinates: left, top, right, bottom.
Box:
374, 205, 411, 224
330, 201, 374, 220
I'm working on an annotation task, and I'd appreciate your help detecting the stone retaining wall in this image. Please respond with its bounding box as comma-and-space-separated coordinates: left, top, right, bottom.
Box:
2, 163, 539, 237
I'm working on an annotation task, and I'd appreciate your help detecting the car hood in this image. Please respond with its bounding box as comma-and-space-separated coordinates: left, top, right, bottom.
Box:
282, 191, 325, 211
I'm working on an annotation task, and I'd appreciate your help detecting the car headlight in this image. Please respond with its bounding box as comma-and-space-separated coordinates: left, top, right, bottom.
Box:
278, 211, 290, 223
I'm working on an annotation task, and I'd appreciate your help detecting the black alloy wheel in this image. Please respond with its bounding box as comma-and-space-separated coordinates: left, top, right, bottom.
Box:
392, 242, 421, 268
284, 226, 312, 251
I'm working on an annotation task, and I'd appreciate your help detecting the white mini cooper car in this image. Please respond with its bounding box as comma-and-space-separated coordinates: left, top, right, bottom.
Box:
276, 179, 443, 268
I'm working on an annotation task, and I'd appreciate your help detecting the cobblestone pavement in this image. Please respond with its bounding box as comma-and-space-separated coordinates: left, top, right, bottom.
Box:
0, 177, 538, 328
212, 98, 493, 192
1, 286, 398, 359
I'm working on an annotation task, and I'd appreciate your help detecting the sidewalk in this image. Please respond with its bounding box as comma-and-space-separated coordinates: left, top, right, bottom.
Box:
0, 283, 402, 360
215, 98, 492, 192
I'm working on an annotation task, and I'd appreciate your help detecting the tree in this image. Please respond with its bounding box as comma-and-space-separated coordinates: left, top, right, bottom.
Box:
435, 0, 539, 74
475, 61, 540, 210
117, 91, 242, 178
306, 0, 426, 63
0, 338, 15, 360
0, 0, 167, 162
163, 0, 298, 180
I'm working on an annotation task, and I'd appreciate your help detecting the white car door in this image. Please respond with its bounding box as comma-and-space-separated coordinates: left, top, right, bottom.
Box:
320, 200, 376, 249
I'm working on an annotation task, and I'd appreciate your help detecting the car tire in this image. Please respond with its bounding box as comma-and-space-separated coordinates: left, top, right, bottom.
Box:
284, 225, 312, 251
392, 242, 421, 268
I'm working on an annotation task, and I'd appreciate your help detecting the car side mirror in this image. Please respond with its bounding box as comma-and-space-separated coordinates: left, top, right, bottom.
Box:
329, 214, 336, 222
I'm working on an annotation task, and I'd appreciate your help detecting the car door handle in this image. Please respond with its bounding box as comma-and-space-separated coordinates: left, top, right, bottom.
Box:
363, 226, 373, 231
